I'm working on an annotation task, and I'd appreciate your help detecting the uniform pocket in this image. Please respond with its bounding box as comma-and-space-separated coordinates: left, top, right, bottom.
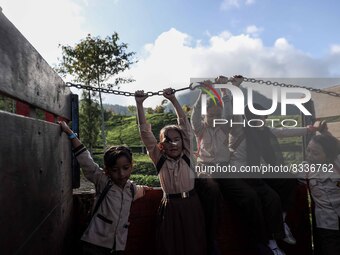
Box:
97, 213, 113, 224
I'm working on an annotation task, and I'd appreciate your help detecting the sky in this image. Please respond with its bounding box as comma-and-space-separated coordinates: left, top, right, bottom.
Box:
1, 0, 340, 107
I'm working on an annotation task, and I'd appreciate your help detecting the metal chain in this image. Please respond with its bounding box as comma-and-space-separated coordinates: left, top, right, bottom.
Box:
65, 77, 340, 98
243, 77, 340, 97
65, 82, 192, 97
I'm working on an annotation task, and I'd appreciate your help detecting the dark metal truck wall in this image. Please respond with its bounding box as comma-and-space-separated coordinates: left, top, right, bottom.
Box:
0, 9, 73, 255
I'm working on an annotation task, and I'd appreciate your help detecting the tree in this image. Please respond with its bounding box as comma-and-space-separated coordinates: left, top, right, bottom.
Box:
146, 107, 154, 114
57, 33, 136, 149
127, 105, 137, 115
104, 109, 115, 121
154, 105, 165, 113
79, 91, 101, 153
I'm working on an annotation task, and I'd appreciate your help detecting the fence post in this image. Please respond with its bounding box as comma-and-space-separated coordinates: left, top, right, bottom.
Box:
72, 94, 80, 188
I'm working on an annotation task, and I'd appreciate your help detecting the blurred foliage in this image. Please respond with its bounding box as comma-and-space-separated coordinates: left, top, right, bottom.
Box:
106, 112, 177, 145
0, 95, 15, 112
93, 153, 156, 176
130, 174, 160, 187
80, 91, 101, 153
90, 153, 159, 186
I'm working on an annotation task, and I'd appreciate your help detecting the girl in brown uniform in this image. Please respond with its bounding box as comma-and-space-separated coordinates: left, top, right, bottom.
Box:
135, 88, 206, 255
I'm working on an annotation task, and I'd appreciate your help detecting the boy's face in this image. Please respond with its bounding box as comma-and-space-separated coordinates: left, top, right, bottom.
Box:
161, 129, 183, 159
306, 140, 327, 164
105, 156, 132, 188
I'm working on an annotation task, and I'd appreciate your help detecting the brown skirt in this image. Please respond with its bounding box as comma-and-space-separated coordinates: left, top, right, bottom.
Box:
156, 193, 207, 255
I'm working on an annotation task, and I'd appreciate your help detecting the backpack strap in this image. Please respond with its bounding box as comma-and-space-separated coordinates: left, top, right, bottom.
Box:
156, 154, 167, 174
182, 154, 191, 168
91, 179, 113, 218
130, 183, 135, 200
156, 153, 194, 175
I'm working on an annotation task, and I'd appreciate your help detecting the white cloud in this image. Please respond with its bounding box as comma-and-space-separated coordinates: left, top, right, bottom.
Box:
1, 0, 87, 66
108, 28, 336, 107
245, 25, 263, 37
245, 0, 256, 5
274, 38, 292, 50
220, 0, 255, 10
330, 44, 340, 54
1, 1, 337, 107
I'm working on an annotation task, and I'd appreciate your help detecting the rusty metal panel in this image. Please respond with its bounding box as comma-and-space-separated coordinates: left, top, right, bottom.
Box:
0, 111, 73, 255
0, 11, 71, 120
311, 85, 340, 118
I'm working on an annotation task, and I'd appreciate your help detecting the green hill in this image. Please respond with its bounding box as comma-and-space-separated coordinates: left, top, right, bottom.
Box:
106, 112, 178, 146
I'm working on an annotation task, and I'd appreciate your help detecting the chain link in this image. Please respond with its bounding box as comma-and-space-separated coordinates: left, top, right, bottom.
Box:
65, 77, 340, 98
65, 82, 192, 97
243, 77, 340, 97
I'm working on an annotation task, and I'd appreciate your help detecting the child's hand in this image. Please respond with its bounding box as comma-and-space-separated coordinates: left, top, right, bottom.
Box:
215, 76, 229, 96
135, 90, 148, 104
200, 79, 213, 87
58, 121, 73, 135
163, 88, 176, 101
313, 120, 328, 133
143, 186, 153, 191
230, 75, 244, 87
142, 186, 153, 197
215, 75, 229, 84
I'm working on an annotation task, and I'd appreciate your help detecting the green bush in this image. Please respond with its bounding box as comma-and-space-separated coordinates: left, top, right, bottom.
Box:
130, 174, 160, 187
92, 152, 157, 175
133, 161, 156, 175
133, 153, 157, 175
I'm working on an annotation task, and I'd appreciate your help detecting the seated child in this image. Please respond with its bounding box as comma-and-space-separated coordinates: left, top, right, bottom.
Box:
59, 121, 149, 255
301, 128, 340, 255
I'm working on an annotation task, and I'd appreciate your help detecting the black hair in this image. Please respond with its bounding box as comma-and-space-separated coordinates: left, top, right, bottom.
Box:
311, 135, 340, 163
103, 146, 133, 168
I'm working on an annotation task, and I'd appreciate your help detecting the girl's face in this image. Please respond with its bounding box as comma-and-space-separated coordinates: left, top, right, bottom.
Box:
306, 140, 328, 164
105, 156, 132, 189
161, 129, 183, 159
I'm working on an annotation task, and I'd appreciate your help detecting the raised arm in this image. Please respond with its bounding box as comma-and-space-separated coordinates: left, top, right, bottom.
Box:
270, 120, 325, 138
59, 120, 82, 149
58, 121, 103, 184
135, 90, 148, 126
219, 75, 244, 120
163, 88, 192, 153
191, 90, 204, 136
225, 75, 245, 136
163, 88, 186, 120
215, 76, 233, 133
135, 90, 161, 164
